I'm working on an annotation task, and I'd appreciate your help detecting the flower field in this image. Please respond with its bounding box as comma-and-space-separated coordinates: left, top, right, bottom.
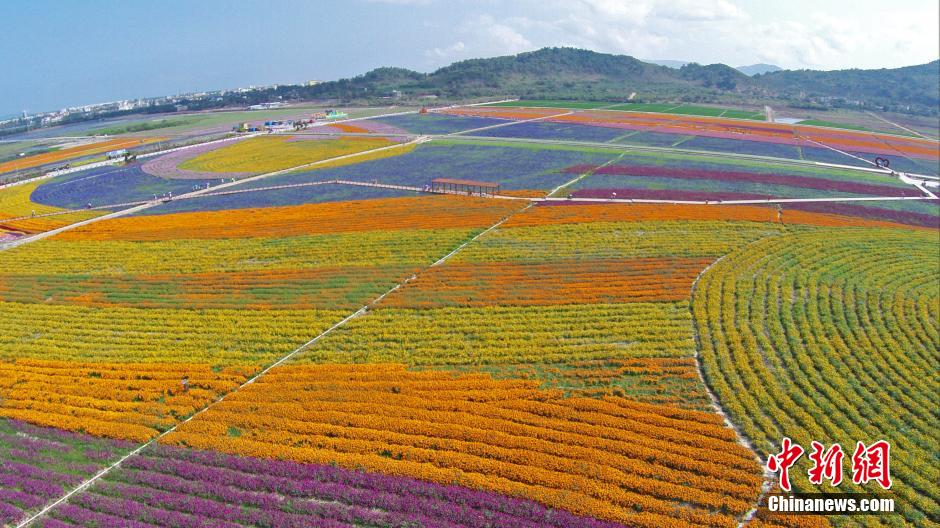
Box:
39, 444, 626, 528
0, 419, 134, 526
177, 136, 395, 174
375, 113, 509, 135
0, 138, 155, 175
694, 228, 939, 524
29, 164, 219, 210
441, 106, 940, 165
141, 141, 618, 215
2, 102, 938, 528
474, 121, 627, 142
162, 364, 764, 528
141, 140, 255, 180
0, 181, 102, 234
568, 163, 919, 197
0, 196, 523, 444
59, 196, 523, 241
378, 257, 713, 307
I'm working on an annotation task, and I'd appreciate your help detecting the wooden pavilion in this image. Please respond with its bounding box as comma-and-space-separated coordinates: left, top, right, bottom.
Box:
430, 178, 500, 196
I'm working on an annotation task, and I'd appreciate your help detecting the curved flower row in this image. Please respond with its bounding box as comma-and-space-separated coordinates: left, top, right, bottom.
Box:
176, 135, 394, 174
693, 227, 938, 523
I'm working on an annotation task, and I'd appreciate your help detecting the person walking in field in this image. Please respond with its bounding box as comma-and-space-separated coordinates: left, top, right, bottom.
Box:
777, 204, 784, 224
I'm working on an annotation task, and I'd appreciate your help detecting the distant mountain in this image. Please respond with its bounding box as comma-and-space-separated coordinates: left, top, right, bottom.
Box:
643, 60, 782, 77
45, 48, 940, 123
754, 60, 939, 114
298, 48, 753, 103
644, 59, 690, 69
289, 48, 936, 114
678, 63, 752, 91
736, 63, 783, 76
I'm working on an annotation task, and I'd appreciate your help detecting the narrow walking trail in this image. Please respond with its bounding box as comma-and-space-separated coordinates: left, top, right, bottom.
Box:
688, 245, 777, 527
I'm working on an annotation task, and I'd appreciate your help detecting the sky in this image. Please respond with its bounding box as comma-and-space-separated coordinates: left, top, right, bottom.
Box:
1, 0, 938, 115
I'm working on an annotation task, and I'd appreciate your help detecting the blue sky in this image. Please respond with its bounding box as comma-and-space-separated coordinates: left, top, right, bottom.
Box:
1, 0, 937, 115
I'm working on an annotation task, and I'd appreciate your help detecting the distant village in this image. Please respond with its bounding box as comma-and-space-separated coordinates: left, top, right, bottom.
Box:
0, 80, 323, 134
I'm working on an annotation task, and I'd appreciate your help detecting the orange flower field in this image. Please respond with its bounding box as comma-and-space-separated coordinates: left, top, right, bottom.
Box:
162, 363, 765, 528
379, 257, 712, 307
0, 359, 253, 441
58, 196, 525, 241
0, 137, 158, 174
504, 202, 925, 229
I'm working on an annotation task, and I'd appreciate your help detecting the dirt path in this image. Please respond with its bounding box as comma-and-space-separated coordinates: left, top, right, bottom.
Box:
864, 111, 933, 139
689, 248, 777, 527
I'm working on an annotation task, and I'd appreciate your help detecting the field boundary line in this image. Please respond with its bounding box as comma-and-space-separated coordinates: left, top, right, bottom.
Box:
547, 152, 626, 197
688, 246, 777, 527
444, 134, 940, 180
863, 110, 933, 140
430, 203, 532, 267
14, 197, 531, 528
445, 110, 574, 137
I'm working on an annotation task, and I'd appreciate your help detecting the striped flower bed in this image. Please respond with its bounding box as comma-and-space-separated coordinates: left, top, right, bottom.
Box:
564, 164, 919, 197
43, 444, 627, 528
141, 141, 253, 180
0, 419, 133, 526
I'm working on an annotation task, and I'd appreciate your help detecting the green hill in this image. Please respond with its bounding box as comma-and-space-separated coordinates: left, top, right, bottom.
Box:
289, 47, 936, 115
752, 61, 939, 114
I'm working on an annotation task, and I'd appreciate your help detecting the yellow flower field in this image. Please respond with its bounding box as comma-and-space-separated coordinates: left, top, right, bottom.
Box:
178, 135, 397, 173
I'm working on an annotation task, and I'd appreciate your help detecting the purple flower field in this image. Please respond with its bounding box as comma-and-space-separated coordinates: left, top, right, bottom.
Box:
552, 189, 938, 228
570, 188, 766, 201
566, 163, 921, 197
141, 141, 254, 180
0, 419, 133, 526
138, 143, 617, 215
43, 444, 627, 528
373, 113, 508, 135
784, 201, 939, 228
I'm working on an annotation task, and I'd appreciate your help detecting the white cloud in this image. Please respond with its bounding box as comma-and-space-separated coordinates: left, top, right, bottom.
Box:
652, 0, 743, 21
422, 14, 534, 64
426, 41, 466, 58
418, 0, 938, 70
480, 18, 533, 54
